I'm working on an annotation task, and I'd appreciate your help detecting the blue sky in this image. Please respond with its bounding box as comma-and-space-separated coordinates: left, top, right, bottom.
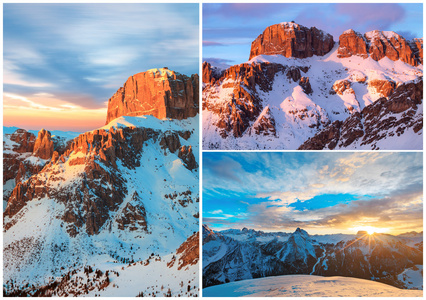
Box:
203, 152, 423, 234
3, 3, 199, 131
203, 3, 423, 66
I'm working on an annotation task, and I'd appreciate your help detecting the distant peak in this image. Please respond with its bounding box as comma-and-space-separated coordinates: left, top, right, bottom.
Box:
293, 227, 309, 236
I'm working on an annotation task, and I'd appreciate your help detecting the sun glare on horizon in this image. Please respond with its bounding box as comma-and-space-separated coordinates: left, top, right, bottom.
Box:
352, 226, 390, 235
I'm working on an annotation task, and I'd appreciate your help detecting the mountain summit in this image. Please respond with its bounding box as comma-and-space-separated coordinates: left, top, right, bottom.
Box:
338, 29, 422, 66
249, 22, 334, 60
106, 68, 199, 124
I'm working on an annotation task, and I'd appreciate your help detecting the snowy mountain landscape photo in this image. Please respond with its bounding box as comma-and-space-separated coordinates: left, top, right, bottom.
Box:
202, 152, 423, 297
202, 3, 423, 150
3, 4, 200, 297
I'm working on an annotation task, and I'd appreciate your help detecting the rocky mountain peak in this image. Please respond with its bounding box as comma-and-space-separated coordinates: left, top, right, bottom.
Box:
249, 22, 334, 60
292, 227, 310, 238
33, 128, 54, 159
337, 29, 422, 66
105, 68, 199, 124
8, 129, 36, 153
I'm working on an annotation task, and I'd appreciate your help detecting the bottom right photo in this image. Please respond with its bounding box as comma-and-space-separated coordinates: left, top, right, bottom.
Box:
202, 152, 423, 297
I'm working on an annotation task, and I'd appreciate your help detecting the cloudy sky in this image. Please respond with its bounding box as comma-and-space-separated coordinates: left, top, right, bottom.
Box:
203, 152, 423, 235
203, 3, 423, 67
4, 3, 199, 132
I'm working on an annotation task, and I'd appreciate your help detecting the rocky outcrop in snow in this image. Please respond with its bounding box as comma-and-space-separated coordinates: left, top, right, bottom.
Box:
337, 29, 423, 66
249, 22, 334, 60
299, 79, 423, 150
33, 129, 54, 159
105, 68, 199, 124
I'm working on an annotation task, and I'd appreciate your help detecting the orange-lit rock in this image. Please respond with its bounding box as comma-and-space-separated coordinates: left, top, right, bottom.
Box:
105, 68, 198, 124
33, 129, 54, 159
337, 29, 368, 58
249, 22, 334, 60
337, 29, 422, 66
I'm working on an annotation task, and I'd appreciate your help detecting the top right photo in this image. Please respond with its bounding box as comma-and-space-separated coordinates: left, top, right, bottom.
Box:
202, 3, 423, 150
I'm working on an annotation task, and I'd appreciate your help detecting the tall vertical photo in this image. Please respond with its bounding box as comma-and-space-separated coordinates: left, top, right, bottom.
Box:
3, 3, 199, 296
202, 3, 423, 150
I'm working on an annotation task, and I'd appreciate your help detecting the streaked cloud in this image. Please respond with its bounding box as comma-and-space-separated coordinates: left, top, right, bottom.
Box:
4, 3, 199, 131
203, 152, 423, 235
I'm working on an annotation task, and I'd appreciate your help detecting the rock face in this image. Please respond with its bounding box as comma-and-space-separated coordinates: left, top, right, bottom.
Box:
105, 68, 199, 124
337, 29, 368, 58
33, 129, 54, 159
299, 79, 423, 150
3, 129, 64, 203
202, 62, 225, 85
249, 22, 334, 60
337, 29, 423, 66
410, 38, 423, 64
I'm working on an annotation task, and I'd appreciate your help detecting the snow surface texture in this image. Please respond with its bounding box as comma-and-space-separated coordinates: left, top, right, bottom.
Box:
202, 275, 423, 297
3, 115, 199, 296
202, 44, 423, 149
398, 265, 423, 290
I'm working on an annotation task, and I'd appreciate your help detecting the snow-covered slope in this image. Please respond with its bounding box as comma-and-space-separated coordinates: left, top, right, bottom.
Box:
203, 275, 423, 297
203, 32, 423, 150
4, 115, 199, 296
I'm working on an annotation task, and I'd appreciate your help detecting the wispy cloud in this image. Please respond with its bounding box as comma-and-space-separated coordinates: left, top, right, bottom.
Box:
4, 3, 199, 131
203, 152, 423, 234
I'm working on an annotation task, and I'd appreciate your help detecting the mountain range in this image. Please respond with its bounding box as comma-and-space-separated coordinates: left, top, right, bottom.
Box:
3, 68, 200, 297
202, 22, 423, 150
202, 225, 423, 290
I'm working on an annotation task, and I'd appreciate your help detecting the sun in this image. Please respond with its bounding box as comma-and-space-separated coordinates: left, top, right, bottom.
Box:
352, 226, 389, 235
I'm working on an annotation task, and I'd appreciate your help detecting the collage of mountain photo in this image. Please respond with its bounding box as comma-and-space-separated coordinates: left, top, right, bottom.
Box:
2, 1, 424, 299
202, 2, 423, 298
3, 3, 199, 297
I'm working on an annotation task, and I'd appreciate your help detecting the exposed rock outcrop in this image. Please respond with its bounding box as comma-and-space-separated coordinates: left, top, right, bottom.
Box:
337, 29, 368, 58
299, 77, 313, 94
299, 79, 423, 150
8, 129, 36, 153
249, 22, 334, 60
251, 106, 276, 136
105, 68, 199, 124
176, 232, 199, 270
333, 79, 354, 95
33, 129, 54, 159
202, 62, 225, 85
368, 79, 396, 98
204, 62, 287, 138
337, 29, 422, 66
410, 38, 423, 64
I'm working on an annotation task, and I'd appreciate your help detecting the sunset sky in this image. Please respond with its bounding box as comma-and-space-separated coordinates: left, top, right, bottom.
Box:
203, 152, 423, 235
203, 3, 423, 67
3, 3, 199, 132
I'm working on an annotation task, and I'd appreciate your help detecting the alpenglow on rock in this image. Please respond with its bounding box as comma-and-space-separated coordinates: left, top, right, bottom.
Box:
105, 68, 199, 124
249, 22, 334, 60
337, 29, 423, 66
